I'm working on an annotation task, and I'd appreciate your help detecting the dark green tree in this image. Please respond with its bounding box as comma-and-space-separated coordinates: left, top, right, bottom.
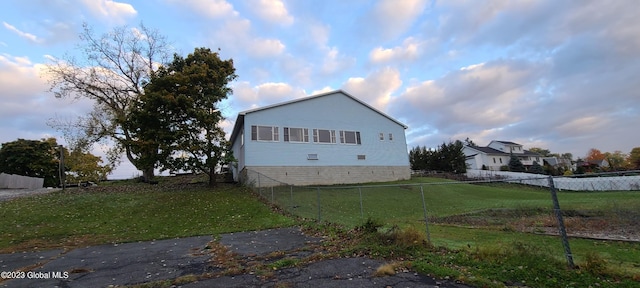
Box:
528, 147, 551, 157
0, 138, 60, 187
628, 147, 640, 169
409, 140, 467, 173
530, 161, 544, 174
46, 23, 172, 181
136, 47, 238, 186
508, 154, 526, 172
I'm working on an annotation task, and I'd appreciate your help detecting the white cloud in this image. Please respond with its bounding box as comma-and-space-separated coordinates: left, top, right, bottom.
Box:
0, 54, 94, 146
308, 23, 330, 46
232, 81, 305, 110
249, 0, 294, 25
213, 18, 286, 58
79, 0, 137, 23
369, 37, 423, 64
247, 38, 286, 58
342, 67, 402, 111
363, 0, 428, 40
3, 22, 42, 44
166, 0, 237, 18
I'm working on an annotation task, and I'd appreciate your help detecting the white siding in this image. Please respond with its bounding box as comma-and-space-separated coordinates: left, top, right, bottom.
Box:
242, 92, 409, 167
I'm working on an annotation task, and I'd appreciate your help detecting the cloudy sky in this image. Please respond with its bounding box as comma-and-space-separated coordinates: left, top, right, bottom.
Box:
1, 0, 639, 179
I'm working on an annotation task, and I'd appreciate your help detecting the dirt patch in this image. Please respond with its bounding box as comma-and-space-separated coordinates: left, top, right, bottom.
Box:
0, 188, 59, 202
432, 208, 640, 242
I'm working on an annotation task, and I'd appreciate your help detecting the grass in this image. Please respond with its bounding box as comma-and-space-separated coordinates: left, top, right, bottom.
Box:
263, 177, 640, 282
0, 183, 295, 252
2, 176, 639, 287
340, 219, 640, 288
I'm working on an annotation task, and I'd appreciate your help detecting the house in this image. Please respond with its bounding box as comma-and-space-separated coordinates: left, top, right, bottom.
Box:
229, 90, 411, 186
463, 140, 543, 171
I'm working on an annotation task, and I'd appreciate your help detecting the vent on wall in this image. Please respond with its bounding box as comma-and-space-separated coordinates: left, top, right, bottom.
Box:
357, 155, 366, 160
307, 154, 318, 160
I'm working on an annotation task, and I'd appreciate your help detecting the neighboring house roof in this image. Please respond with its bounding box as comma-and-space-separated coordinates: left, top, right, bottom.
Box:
492, 140, 521, 145
465, 145, 542, 157
542, 157, 559, 166
229, 90, 408, 146
466, 145, 504, 155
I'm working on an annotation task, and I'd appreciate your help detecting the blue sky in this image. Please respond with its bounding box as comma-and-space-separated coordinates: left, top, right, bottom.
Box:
1, 0, 639, 179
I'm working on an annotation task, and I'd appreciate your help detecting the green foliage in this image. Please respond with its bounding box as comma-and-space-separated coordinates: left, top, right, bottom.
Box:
529, 161, 544, 174
64, 147, 112, 183
0, 138, 60, 187
46, 23, 172, 181
508, 155, 525, 172
627, 147, 640, 169
529, 147, 551, 157
409, 140, 467, 173
133, 47, 238, 186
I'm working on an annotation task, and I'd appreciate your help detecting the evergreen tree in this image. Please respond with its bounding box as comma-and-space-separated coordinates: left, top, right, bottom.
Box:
508, 155, 526, 172
530, 161, 544, 174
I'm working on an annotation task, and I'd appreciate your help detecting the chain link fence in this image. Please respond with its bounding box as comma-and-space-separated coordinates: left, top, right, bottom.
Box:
241, 169, 640, 266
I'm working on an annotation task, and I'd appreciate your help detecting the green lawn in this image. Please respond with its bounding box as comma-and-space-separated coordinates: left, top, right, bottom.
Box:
266, 178, 640, 226
1, 177, 638, 286
261, 177, 640, 277
0, 184, 294, 252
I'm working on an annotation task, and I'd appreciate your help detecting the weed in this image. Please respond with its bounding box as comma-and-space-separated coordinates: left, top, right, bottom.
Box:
583, 251, 609, 276
373, 263, 396, 276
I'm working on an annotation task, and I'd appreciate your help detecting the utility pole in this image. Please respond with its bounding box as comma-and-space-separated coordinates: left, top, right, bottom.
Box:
58, 145, 65, 191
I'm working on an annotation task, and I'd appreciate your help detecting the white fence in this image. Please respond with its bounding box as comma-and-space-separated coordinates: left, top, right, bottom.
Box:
0, 173, 44, 189
466, 169, 640, 191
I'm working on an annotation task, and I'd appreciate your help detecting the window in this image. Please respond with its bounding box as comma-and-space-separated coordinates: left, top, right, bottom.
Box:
340, 130, 361, 145
284, 127, 309, 143
493, 158, 496, 164
251, 125, 279, 141
357, 154, 366, 160
307, 154, 318, 160
313, 129, 336, 143
388, 133, 393, 141
499, 158, 503, 164
379, 133, 384, 141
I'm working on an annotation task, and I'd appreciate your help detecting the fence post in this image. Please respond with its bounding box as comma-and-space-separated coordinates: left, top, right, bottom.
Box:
420, 185, 432, 243
257, 173, 261, 196
290, 185, 294, 208
317, 187, 321, 222
548, 176, 575, 269
359, 187, 364, 220
271, 186, 274, 203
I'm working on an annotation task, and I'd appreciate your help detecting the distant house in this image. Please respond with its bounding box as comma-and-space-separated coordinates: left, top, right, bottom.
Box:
463, 140, 543, 171
229, 90, 411, 186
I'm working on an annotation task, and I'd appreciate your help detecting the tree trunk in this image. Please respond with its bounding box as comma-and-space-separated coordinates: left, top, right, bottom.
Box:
208, 167, 217, 187
142, 167, 155, 183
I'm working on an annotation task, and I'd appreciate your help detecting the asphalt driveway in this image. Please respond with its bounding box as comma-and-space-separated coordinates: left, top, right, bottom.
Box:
1, 227, 471, 288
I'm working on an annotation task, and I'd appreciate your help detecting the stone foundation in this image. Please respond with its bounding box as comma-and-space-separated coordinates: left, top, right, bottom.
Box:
241, 166, 410, 187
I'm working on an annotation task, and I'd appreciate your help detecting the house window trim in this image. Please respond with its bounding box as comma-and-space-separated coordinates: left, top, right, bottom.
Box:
251, 125, 279, 142
379, 132, 384, 141
340, 130, 361, 145
284, 127, 309, 143
388, 133, 393, 141
313, 128, 337, 144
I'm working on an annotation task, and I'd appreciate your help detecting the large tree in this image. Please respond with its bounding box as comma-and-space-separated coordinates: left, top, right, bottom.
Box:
628, 147, 640, 169
409, 140, 466, 173
528, 147, 551, 157
132, 47, 238, 186
585, 148, 606, 162
0, 138, 60, 187
46, 23, 172, 181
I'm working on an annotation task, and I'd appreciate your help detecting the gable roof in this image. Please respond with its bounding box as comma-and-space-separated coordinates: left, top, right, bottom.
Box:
466, 145, 542, 157
229, 90, 407, 145
491, 140, 522, 146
